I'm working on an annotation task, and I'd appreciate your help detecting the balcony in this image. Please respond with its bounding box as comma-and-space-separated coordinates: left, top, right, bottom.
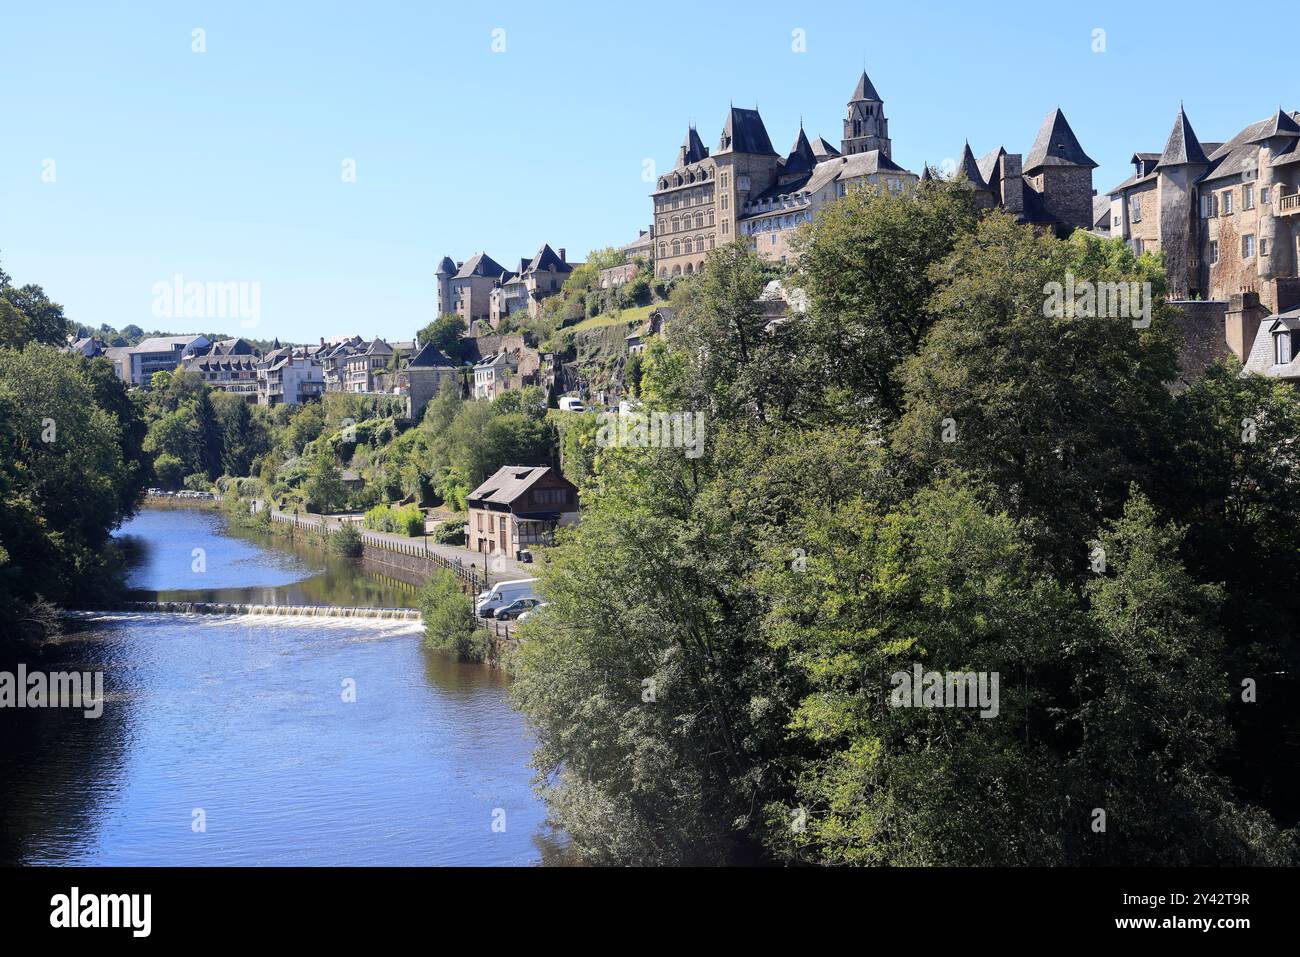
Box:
1278, 192, 1300, 217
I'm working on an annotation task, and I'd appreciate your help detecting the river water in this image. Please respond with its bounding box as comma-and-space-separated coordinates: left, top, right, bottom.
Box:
0, 508, 562, 865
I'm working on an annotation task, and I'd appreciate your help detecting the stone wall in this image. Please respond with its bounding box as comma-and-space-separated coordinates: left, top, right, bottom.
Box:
1168, 299, 1231, 390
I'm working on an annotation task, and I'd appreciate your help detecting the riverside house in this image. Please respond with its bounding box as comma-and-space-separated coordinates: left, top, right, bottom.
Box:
466, 466, 579, 560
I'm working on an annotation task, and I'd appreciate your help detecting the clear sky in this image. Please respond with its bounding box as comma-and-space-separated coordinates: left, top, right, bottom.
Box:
2, 0, 1292, 344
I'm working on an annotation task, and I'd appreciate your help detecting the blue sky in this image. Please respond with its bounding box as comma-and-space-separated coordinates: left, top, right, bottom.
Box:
2, 0, 1292, 344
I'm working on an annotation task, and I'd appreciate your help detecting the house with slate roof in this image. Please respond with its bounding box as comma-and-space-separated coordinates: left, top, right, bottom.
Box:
436, 252, 507, 324
488, 243, 575, 327
466, 465, 580, 559
1107, 105, 1300, 311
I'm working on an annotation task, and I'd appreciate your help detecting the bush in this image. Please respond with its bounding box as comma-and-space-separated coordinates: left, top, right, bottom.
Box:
433, 518, 467, 546
330, 523, 363, 558
419, 570, 487, 661
183, 472, 210, 492
395, 503, 426, 537
364, 504, 394, 533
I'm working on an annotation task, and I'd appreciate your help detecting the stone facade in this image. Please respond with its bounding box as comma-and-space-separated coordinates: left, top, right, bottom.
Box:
1108, 107, 1300, 310
956, 109, 1098, 238
652, 71, 916, 275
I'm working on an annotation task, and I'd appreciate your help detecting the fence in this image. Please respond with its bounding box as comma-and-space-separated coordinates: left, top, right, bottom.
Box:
269, 510, 483, 593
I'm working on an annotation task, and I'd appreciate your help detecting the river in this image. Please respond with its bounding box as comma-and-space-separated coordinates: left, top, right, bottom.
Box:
0, 507, 563, 866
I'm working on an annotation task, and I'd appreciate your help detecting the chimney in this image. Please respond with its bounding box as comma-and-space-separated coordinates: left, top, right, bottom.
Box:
559, 248, 566, 263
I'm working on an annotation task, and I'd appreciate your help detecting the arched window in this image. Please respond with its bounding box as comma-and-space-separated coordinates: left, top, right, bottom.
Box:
685, 262, 694, 274
708, 209, 715, 226
672, 265, 681, 277
670, 217, 679, 232
694, 212, 703, 229
658, 267, 667, 278
684, 238, 693, 254
658, 242, 667, 259
708, 235, 715, 249
672, 240, 681, 256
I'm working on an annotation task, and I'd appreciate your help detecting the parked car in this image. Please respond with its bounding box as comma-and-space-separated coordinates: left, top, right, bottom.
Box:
495, 597, 544, 621
516, 602, 549, 624
475, 578, 539, 618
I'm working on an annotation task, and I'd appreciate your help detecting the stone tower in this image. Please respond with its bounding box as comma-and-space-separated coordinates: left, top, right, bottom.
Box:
435, 256, 457, 317
1023, 108, 1097, 236
841, 70, 891, 158
1250, 108, 1300, 296
1155, 106, 1210, 299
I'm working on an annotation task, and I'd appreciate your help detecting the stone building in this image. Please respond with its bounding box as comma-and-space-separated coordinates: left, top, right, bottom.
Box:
402, 341, 460, 420
466, 465, 580, 560
652, 70, 916, 274
437, 252, 507, 324
953, 108, 1098, 237
1107, 106, 1300, 309
488, 244, 574, 326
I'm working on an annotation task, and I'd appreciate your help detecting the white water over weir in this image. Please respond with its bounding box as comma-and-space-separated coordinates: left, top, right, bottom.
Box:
77, 601, 422, 620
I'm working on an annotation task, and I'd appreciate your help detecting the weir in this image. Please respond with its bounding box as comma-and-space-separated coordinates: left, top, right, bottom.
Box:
71, 601, 422, 621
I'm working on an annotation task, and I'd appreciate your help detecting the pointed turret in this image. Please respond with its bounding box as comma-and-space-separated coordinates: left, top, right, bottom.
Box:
717, 107, 777, 155
850, 70, 881, 104
677, 126, 709, 167
784, 125, 817, 175
957, 142, 988, 188
1024, 108, 1098, 173
1157, 106, 1209, 167
841, 68, 891, 157
436, 256, 457, 277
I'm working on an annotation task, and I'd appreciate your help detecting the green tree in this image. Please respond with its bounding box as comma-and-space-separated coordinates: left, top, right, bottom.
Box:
416, 314, 468, 361
419, 570, 485, 660
793, 177, 978, 421
303, 448, 347, 513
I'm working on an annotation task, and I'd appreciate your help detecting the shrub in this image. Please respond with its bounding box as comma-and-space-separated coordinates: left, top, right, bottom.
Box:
433, 518, 467, 546
153, 453, 185, 490
394, 503, 426, 537
419, 570, 487, 661
183, 472, 211, 492
330, 523, 363, 558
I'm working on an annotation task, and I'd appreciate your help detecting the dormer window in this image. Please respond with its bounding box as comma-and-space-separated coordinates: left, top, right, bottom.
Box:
1278, 330, 1294, 365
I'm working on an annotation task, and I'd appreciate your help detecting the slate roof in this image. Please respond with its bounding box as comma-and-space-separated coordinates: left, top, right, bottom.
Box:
436, 256, 458, 276
678, 126, 709, 166
133, 335, 206, 353
1093, 195, 1112, 228
717, 107, 777, 155
784, 126, 818, 175
453, 252, 507, 280
1157, 107, 1209, 167
977, 146, 1006, 186
525, 243, 572, 275
408, 342, 456, 368
1244, 308, 1300, 380
810, 136, 841, 160
850, 70, 881, 102
1024, 109, 1097, 172
744, 150, 909, 208
957, 142, 988, 189
1198, 112, 1300, 183
467, 465, 564, 507
1247, 108, 1300, 143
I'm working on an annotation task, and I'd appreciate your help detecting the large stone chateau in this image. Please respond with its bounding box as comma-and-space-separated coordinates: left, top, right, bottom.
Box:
651, 71, 918, 274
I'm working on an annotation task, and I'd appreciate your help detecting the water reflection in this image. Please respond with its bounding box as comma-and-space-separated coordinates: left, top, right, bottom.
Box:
0, 508, 567, 866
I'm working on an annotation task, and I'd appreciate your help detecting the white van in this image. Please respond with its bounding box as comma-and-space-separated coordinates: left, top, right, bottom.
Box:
558, 396, 585, 413
475, 578, 539, 618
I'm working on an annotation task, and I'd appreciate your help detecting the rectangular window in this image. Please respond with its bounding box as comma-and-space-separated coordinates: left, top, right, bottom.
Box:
1134, 238, 1144, 255
1210, 241, 1219, 264
1261, 238, 1270, 257
1244, 185, 1255, 209
1130, 196, 1141, 222
1200, 195, 1209, 218
1223, 190, 1233, 215
1243, 234, 1256, 258
1279, 333, 1293, 365
1262, 187, 1272, 204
